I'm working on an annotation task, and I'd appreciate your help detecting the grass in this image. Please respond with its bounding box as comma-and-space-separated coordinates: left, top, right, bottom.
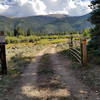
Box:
0, 43, 48, 97
38, 38, 68, 44
6, 34, 81, 44
6, 35, 41, 44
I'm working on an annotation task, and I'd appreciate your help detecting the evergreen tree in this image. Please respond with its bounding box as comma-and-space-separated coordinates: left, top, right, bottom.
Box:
14, 27, 24, 36
17, 26, 24, 36
6, 30, 12, 36
14, 28, 18, 36
88, 0, 100, 52
27, 28, 32, 36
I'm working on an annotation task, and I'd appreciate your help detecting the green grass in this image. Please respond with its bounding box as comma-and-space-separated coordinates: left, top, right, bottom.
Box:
6, 35, 41, 44
38, 38, 68, 44
6, 34, 82, 44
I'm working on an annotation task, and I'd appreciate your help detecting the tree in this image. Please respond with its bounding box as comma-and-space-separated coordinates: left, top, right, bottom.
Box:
14, 28, 18, 36
6, 30, 12, 36
17, 26, 24, 36
27, 28, 32, 36
13, 27, 24, 36
82, 28, 90, 37
88, 0, 100, 51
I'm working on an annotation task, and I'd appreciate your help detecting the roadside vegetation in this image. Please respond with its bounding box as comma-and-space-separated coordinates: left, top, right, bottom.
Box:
0, 43, 48, 97
6, 35, 69, 44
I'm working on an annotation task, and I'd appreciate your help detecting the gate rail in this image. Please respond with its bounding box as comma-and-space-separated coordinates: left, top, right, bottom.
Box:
68, 34, 88, 67
69, 48, 81, 63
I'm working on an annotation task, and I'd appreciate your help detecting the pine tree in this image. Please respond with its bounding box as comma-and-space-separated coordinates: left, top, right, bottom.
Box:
88, 0, 100, 52
6, 30, 12, 36
14, 28, 18, 36
17, 26, 24, 36
27, 28, 32, 36
14, 27, 24, 36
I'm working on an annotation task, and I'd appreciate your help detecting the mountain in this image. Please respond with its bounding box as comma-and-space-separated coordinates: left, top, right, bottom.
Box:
0, 14, 92, 33
43, 14, 69, 18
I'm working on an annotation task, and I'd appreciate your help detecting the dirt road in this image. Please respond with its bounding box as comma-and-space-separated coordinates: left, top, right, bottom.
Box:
3, 45, 100, 100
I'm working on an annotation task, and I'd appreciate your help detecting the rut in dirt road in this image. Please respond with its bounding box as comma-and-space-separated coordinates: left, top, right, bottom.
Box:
35, 53, 74, 100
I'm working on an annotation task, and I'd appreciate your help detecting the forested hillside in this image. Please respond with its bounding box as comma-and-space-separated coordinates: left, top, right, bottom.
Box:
0, 14, 92, 33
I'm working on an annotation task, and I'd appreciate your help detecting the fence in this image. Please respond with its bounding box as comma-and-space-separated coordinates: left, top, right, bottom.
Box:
68, 34, 87, 67
0, 31, 7, 76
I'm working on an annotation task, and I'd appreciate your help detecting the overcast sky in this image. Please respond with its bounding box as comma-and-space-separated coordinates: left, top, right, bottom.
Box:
0, 0, 92, 17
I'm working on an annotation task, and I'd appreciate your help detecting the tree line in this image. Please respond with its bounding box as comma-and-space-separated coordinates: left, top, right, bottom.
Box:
6, 26, 91, 37
6, 26, 73, 36
7, 27, 33, 36
88, 0, 100, 56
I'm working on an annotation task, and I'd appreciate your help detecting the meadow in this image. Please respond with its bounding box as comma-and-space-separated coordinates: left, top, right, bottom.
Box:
0, 34, 70, 97
0, 33, 100, 98
6, 34, 82, 44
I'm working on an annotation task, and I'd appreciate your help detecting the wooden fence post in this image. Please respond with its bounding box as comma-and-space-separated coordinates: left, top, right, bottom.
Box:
81, 38, 87, 67
0, 31, 7, 76
69, 33, 73, 48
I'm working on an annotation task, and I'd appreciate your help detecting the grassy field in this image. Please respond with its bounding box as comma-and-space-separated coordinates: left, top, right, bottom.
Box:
6, 34, 82, 44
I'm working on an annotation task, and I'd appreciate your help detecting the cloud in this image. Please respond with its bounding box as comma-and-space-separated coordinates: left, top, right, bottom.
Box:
0, 4, 9, 13
0, 0, 47, 16
68, 0, 92, 16
0, 0, 92, 17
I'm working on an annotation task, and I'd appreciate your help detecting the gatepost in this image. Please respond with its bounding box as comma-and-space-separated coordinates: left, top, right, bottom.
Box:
0, 31, 7, 76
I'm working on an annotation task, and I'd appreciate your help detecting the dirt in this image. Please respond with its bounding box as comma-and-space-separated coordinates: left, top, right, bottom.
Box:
2, 45, 100, 100
49, 45, 100, 100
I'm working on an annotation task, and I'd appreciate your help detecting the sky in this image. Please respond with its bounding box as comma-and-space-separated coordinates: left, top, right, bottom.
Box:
0, 0, 92, 17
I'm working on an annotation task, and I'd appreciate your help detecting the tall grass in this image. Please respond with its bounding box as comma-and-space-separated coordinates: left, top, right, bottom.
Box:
6, 35, 41, 44
6, 35, 71, 44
